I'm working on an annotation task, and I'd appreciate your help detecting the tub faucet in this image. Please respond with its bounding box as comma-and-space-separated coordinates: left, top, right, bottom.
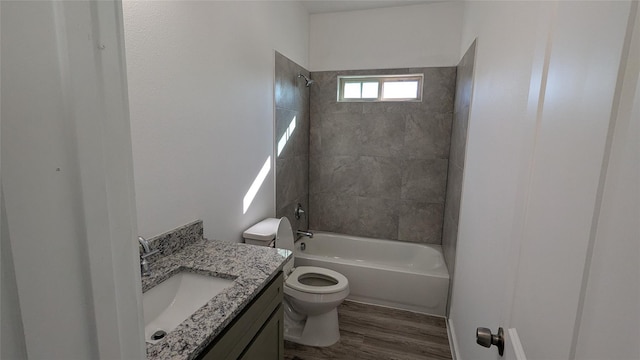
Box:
138, 236, 159, 276
296, 230, 313, 238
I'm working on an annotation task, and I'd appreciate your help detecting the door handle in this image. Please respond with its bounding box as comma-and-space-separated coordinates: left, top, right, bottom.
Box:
476, 327, 504, 356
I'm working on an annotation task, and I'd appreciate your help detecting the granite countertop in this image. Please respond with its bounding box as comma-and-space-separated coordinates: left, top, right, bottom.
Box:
143, 239, 291, 360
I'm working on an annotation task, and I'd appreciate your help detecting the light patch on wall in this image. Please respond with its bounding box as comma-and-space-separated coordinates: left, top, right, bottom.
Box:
277, 116, 296, 157
243, 156, 271, 214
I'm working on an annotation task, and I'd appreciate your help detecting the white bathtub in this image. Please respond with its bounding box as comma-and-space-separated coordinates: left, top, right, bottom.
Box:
293, 231, 450, 316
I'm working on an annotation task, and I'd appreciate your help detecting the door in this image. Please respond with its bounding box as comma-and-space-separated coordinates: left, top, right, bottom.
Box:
449, 1, 637, 360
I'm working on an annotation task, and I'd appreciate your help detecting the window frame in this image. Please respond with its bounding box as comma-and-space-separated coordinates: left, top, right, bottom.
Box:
337, 74, 424, 102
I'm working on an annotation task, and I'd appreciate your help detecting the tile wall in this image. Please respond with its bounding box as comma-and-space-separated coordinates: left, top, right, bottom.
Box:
274, 52, 310, 233
308, 67, 456, 243
443, 40, 476, 313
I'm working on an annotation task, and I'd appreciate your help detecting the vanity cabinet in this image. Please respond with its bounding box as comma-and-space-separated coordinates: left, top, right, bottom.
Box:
197, 272, 284, 360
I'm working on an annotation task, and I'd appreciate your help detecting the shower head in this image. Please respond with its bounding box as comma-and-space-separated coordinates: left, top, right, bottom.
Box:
297, 73, 315, 87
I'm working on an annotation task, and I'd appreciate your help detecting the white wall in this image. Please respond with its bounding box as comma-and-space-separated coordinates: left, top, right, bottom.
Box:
1, 1, 145, 358
575, 4, 640, 359
2, 2, 98, 357
309, 2, 462, 71
447, 2, 552, 359
123, 1, 309, 242
1, 190, 28, 360
449, 1, 634, 360
506, 2, 631, 359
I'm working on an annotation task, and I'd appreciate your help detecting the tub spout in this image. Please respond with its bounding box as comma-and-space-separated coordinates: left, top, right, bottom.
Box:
296, 230, 313, 238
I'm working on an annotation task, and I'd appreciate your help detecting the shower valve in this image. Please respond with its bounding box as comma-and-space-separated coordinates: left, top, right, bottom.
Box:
295, 203, 305, 220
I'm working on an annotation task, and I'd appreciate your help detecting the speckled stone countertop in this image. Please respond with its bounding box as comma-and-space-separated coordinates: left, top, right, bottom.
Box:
143, 239, 291, 360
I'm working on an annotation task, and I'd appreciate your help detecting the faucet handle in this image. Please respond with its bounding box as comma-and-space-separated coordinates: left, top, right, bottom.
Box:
140, 249, 159, 259
140, 258, 151, 276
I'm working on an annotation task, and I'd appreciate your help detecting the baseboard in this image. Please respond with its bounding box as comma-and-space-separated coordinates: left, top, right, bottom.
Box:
447, 318, 461, 360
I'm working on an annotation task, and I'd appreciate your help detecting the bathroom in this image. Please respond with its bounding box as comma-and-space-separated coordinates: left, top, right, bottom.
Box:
2, 1, 638, 360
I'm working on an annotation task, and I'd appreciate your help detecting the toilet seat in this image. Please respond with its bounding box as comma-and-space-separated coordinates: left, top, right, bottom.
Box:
286, 266, 348, 294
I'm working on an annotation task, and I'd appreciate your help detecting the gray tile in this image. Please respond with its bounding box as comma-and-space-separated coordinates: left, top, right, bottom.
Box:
308, 193, 359, 234
309, 111, 322, 156
276, 51, 311, 111
276, 108, 299, 159
274, 53, 293, 109
292, 108, 309, 157
276, 157, 304, 207
444, 41, 475, 316
444, 161, 463, 226
441, 162, 462, 273
363, 101, 424, 115
310, 71, 363, 115
275, 157, 287, 207
295, 75, 311, 114
450, 105, 469, 167
421, 67, 457, 114
442, 205, 458, 278
320, 113, 363, 156
275, 62, 296, 110
401, 159, 449, 203
277, 196, 309, 236
356, 197, 399, 240
332, 102, 364, 114
403, 112, 453, 160
359, 112, 405, 157
450, 42, 474, 169
308, 67, 457, 243
398, 201, 444, 244
358, 156, 402, 200
309, 155, 361, 196
275, 52, 310, 234
309, 71, 337, 114
293, 155, 308, 203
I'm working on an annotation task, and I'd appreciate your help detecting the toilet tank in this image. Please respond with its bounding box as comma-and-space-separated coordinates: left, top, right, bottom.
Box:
243, 218, 279, 247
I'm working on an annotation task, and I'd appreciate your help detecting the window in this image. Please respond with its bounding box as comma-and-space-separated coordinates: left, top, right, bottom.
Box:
338, 74, 423, 102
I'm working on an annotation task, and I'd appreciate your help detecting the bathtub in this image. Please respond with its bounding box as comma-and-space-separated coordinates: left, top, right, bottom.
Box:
293, 231, 450, 316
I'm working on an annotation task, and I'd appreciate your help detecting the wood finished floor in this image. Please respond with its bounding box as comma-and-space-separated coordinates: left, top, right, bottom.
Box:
284, 301, 453, 360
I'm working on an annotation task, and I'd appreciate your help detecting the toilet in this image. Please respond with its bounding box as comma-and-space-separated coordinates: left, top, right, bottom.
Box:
243, 217, 349, 347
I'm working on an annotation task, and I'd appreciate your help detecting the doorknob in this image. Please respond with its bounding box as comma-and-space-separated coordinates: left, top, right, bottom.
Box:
476, 327, 504, 356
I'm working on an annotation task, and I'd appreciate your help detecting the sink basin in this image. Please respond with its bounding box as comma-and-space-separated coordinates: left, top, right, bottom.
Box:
143, 271, 235, 343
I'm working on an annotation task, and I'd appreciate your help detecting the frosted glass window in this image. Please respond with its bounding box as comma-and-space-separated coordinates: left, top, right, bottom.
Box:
338, 74, 422, 102
343, 83, 361, 98
362, 82, 379, 98
382, 81, 419, 99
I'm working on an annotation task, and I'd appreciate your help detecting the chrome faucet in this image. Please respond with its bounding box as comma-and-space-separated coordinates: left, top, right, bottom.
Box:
138, 236, 159, 276
296, 230, 313, 238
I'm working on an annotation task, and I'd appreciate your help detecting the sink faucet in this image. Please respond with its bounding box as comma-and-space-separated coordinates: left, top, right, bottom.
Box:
138, 236, 159, 276
296, 230, 313, 238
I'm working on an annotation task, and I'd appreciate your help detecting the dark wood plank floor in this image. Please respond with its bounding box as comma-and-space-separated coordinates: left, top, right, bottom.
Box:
284, 300, 453, 360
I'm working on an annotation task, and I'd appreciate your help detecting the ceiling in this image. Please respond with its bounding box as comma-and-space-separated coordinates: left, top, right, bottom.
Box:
301, 0, 445, 14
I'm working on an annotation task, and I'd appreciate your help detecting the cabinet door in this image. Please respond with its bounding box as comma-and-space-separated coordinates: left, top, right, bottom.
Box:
197, 273, 283, 360
240, 305, 284, 360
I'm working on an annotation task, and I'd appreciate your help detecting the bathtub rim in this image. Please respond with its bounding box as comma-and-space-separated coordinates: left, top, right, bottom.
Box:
294, 231, 450, 279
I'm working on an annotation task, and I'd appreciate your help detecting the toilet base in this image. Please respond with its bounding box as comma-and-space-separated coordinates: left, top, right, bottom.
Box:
284, 308, 340, 347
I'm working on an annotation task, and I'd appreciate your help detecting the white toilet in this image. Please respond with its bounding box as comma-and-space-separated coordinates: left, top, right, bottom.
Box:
243, 217, 349, 347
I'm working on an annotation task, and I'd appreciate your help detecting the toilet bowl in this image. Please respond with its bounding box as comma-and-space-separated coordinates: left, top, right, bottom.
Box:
243, 217, 349, 347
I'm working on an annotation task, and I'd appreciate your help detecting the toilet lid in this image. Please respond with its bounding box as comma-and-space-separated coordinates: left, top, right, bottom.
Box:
276, 217, 295, 275
286, 266, 349, 294
275, 217, 295, 251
